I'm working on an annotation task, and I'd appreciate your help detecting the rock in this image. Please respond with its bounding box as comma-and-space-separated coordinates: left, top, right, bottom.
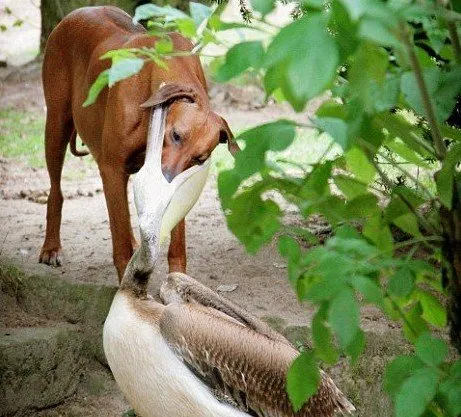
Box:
35, 195, 48, 204
216, 284, 238, 292
0, 325, 84, 415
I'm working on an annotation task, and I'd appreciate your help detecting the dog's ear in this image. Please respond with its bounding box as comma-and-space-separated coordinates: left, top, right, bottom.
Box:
219, 117, 240, 156
141, 83, 200, 108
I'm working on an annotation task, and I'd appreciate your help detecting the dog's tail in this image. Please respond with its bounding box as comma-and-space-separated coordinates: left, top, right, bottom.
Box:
69, 128, 89, 157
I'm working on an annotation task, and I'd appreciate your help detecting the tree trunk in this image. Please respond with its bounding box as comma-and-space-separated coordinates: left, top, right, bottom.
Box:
40, 0, 137, 48
440, 179, 461, 354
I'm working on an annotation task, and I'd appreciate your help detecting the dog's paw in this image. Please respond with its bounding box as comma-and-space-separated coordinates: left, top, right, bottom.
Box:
39, 247, 62, 267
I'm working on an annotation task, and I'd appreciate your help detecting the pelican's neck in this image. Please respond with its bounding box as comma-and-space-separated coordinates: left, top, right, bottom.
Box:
120, 213, 163, 298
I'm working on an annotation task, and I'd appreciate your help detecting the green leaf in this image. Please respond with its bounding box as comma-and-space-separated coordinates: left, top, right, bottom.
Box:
133, 4, 188, 23
176, 18, 197, 38
439, 362, 461, 417
108, 58, 144, 87
218, 170, 241, 208
218, 120, 294, 209
264, 13, 339, 110
358, 17, 400, 47
388, 266, 415, 297
301, 0, 324, 9
328, 288, 360, 350
279, 235, 301, 285
376, 112, 433, 158
404, 302, 429, 342
415, 333, 448, 366
334, 175, 368, 199
286, 352, 321, 412
351, 275, 384, 307
83, 70, 109, 107
312, 307, 339, 364
436, 143, 461, 209
393, 213, 421, 237
384, 355, 426, 398
226, 193, 281, 253
345, 194, 379, 219
316, 100, 347, 119
369, 74, 400, 112
251, 0, 275, 17
417, 290, 447, 327
386, 138, 431, 168
349, 43, 389, 113
99, 49, 137, 61
231, 120, 296, 180
315, 117, 348, 149
155, 38, 173, 54
338, 0, 367, 20
299, 161, 333, 200
395, 367, 439, 417
401, 67, 461, 123
345, 146, 376, 184
215, 41, 264, 82
189, 2, 212, 26
363, 216, 393, 252
305, 278, 347, 302
345, 328, 365, 363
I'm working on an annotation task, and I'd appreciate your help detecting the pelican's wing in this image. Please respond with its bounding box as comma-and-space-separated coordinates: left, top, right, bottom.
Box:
160, 273, 292, 347
159, 303, 355, 417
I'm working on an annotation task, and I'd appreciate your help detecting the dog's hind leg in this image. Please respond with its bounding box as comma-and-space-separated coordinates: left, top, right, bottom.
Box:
39, 109, 74, 266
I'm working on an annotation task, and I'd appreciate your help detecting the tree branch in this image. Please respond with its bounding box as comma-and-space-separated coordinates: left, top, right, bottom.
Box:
400, 23, 447, 160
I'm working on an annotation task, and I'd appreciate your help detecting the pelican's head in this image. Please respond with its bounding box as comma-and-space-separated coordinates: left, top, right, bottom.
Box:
120, 106, 210, 297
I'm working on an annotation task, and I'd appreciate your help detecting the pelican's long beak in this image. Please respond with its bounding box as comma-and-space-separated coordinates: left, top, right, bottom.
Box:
120, 106, 209, 293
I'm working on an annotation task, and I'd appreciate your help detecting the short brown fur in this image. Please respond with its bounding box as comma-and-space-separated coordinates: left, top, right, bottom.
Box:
39, 6, 235, 280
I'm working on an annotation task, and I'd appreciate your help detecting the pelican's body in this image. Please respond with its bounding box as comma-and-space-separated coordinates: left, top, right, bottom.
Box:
104, 291, 247, 417
103, 106, 355, 417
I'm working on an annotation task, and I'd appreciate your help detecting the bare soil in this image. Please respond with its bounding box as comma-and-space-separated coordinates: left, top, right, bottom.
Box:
0, 60, 394, 416
0, 59, 322, 326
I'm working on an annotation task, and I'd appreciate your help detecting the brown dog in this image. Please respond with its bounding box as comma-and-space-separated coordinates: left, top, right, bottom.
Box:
39, 6, 238, 280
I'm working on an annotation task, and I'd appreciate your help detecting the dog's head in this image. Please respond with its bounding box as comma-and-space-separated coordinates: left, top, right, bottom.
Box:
141, 83, 239, 182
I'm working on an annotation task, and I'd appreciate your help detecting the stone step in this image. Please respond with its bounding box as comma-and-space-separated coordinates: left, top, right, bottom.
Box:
0, 324, 84, 416
0, 262, 117, 364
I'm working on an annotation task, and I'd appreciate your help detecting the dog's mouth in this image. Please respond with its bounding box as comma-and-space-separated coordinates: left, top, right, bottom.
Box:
126, 149, 178, 182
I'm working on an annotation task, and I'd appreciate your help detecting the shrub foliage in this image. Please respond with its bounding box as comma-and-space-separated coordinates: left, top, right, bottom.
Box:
86, 1, 461, 415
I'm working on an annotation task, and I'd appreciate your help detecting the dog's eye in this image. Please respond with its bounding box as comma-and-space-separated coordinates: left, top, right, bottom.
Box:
171, 130, 181, 144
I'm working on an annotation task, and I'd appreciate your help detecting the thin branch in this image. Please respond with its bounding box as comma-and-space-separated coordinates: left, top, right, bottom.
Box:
447, 1, 461, 63
358, 138, 434, 200
370, 158, 441, 236
448, 22, 461, 63
365, 236, 442, 263
400, 23, 447, 160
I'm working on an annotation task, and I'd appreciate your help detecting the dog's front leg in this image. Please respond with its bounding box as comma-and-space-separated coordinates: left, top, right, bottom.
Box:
168, 219, 186, 273
100, 164, 134, 281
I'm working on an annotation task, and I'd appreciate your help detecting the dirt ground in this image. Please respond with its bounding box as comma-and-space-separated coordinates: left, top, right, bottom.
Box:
0, 60, 394, 416
0, 59, 327, 326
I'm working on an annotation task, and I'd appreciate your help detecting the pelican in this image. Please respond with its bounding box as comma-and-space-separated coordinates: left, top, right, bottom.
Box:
103, 106, 355, 417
